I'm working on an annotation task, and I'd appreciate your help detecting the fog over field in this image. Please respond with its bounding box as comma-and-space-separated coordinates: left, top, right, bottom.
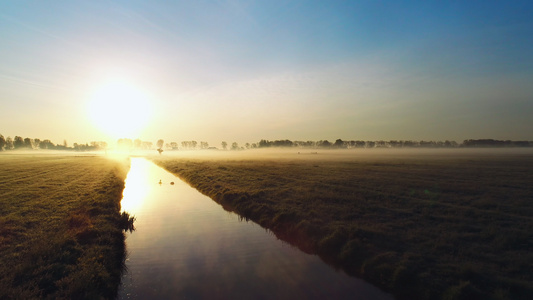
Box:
150, 147, 533, 159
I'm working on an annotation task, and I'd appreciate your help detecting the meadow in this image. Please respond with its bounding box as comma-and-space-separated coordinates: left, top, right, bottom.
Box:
153, 148, 533, 300
0, 154, 131, 299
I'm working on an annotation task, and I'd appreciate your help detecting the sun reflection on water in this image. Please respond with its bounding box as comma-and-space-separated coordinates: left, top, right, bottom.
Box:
119, 158, 393, 300
121, 158, 151, 213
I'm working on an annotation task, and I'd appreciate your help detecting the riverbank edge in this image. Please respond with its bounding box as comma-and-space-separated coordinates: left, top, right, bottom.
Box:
152, 156, 533, 300
0, 156, 131, 299
152, 159, 413, 299
61, 158, 133, 299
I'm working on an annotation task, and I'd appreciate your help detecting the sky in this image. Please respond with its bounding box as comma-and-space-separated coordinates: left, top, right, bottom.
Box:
1, 0, 532, 146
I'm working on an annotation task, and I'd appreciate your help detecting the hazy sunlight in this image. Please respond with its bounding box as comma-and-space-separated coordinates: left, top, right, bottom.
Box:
87, 80, 152, 139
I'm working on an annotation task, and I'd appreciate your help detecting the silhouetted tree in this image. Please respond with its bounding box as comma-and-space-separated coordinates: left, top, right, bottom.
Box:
221, 141, 227, 150
23, 138, 33, 149
273, 140, 293, 147
156, 139, 164, 149
461, 139, 519, 147
170, 142, 178, 150
402, 140, 417, 147
200, 141, 209, 149
333, 139, 346, 148
89, 141, 104, 150
389, 140, 401, 148
0, 134, 5, 151
5, 137, 13, 150
231, 142, 239, 150
355, 141, 365, 148
318, 140, 331, 148
39, 139, 54, 149
419, 140, 435, 147
512, 141, 531, 147
258, 139, 270, 147
444, 140, 458, 147
376, 140, 388, 148
13, 136, 24, 149
245, 143, 250, 149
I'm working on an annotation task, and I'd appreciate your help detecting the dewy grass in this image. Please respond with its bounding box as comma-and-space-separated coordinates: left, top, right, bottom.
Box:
0, 154, 131, 299
152, 149, 533, 300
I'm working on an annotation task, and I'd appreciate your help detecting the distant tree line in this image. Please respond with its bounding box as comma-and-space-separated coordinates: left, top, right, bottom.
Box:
254, 139, 533, 149
0, 134, 107, 152
115, 138, 211, 151
461, 139, 533, 147
2, 134, 532, 152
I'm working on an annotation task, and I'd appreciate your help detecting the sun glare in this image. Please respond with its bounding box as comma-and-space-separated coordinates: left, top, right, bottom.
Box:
87, 80, 153, 139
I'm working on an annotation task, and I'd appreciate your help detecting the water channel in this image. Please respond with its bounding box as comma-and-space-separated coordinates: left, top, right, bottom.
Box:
118, 158, 393, 299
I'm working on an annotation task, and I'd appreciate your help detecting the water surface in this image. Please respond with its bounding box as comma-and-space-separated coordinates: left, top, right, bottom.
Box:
119, 158, 393, 299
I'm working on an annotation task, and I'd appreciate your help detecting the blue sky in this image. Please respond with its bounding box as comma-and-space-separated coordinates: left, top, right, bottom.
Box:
1, 1, 532, 145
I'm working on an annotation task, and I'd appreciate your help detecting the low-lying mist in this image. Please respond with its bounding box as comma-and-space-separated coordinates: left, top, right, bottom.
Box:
3, 147, 532, 163
145, 147, 533, 162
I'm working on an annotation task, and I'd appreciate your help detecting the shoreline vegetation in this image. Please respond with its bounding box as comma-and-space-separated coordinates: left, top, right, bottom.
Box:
0, 154, 131, 299
152, 149, 533, 300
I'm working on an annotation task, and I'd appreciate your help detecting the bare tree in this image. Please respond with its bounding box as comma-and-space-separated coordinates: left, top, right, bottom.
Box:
221, 141, 227, 150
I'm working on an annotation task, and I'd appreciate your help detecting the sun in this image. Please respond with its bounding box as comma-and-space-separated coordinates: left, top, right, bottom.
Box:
87, 80, 153, 139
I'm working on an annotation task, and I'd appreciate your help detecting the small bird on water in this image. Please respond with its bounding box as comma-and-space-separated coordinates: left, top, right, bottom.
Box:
159, 179, 162, 185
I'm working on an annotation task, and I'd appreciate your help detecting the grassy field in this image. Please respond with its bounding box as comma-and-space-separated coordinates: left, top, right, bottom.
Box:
153, 149, 533, 300
0, 154, 131, 299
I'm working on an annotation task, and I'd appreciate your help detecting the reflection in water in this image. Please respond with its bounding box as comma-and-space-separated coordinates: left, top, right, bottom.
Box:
119, 158, 393, 300
121, 159, 151, 213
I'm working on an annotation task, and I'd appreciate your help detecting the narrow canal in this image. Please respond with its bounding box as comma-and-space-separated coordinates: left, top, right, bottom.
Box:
118, 158, 393, 299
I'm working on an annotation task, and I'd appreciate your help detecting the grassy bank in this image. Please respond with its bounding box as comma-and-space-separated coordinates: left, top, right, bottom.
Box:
0, 154, 131, 299
153, 149, 533, 300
